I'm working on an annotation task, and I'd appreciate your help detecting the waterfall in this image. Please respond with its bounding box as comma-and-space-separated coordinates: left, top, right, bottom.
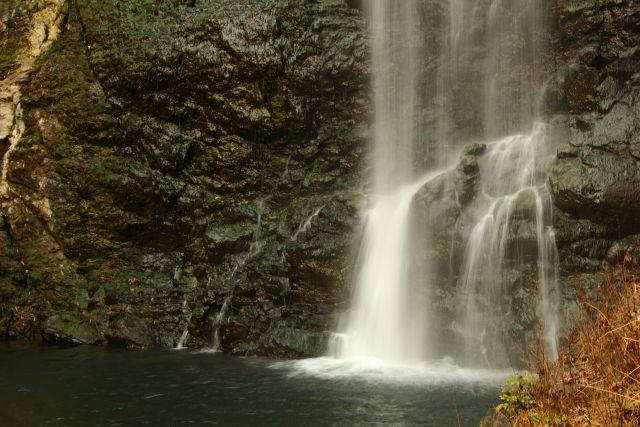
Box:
211, 296, 232, 352
248, 199, 265, 255
443, 0, 559, 367
369, 0, 420, 192
291, 205, 324, 242
331, 172, 443, 363
456, 123, 559, 367
482, 0, 544, 139
176, 327, 189, 350
329, 0, 426, 364
296, 0, 558, 376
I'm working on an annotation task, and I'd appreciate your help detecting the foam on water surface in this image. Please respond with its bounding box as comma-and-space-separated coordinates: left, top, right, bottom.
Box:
274, 357, 513, 387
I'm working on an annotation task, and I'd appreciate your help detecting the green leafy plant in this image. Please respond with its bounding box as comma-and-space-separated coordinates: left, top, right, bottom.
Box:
496, 372, 536, 416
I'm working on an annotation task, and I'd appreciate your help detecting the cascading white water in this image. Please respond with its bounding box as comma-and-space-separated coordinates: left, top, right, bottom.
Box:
211, 296, 232, 352
332, 173, 444, 363
176, 327, 190, 350
328, 0, 427, 364
442, 0, 560, 367
332, 0, 559, 368
457, 123, 560, 367
293, 0, 558, 377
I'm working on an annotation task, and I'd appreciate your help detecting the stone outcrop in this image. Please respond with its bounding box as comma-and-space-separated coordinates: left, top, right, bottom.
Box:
547, 0, 640, 290
0, 0, 368, 355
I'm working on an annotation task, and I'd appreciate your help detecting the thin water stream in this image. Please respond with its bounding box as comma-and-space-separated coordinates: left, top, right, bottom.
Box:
456, 123, 559, 367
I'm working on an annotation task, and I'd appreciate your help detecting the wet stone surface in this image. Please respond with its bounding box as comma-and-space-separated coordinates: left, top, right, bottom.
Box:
0, 0, 368, 355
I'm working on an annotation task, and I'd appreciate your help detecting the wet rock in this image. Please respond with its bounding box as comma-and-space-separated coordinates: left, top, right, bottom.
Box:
105, 315, 155, 349
549, 94, 640, 231
44, 314, 103, 345
549, 27, 640, 362
1, 0, 639, 363
455, 143, 486, 207
259, 328, 331, 358
549, 0, 640, 304
606, 234, 640, 267
0, 0, 368, 355
550, 142, 640, 234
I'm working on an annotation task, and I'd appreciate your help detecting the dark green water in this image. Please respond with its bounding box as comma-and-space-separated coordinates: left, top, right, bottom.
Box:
0, 342, 502, 426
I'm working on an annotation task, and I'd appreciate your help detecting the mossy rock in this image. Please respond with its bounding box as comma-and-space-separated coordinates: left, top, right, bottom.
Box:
44, 313, 103, 344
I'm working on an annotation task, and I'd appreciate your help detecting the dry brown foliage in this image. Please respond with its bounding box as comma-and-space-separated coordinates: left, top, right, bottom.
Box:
513, 268, 640, 427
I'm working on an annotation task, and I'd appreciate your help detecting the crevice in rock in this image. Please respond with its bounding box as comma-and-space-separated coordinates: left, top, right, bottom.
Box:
0, 211, 17, 245
0, 0, 67, 197
72, 0, 109, 100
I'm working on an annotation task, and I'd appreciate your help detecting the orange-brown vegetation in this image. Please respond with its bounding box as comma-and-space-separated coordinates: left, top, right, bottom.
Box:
506, 269, 640, 426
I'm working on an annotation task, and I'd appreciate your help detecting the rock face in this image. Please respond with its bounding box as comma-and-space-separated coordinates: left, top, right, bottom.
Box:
547, 0, 640, 299
0, 0, 368, 355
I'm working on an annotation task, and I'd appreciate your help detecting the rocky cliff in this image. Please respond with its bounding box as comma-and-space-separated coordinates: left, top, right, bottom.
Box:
0, 0, 368, 356
548, 0, 640, 286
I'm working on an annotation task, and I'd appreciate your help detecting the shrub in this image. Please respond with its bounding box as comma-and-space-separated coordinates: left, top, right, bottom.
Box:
496, 372, 536, 416
506, 268, 640, 426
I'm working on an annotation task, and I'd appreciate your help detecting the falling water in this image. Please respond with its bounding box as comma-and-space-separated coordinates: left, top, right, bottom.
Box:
211, 296, 232, 352
368, 0, 420, 192
328, 0, 426, 364
291, 205, 325, 242
456, 123, 559, 367
249, 199, 265, 256
176, 327, 189, 350
331, 0, 559, 368
482, 0, 544, 139
444, 0, 559, 367
302, 0, 558, 375
332, 172, 444, 363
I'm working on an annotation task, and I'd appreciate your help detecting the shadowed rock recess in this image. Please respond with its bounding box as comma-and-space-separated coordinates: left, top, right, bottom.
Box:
1, 0, 639, 359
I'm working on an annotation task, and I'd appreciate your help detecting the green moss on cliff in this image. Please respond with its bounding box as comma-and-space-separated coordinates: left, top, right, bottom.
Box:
0, 1, 30, 78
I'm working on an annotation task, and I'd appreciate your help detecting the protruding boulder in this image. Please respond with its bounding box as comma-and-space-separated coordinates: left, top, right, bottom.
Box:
44, 314, 103, 345
455, 143, 486, 207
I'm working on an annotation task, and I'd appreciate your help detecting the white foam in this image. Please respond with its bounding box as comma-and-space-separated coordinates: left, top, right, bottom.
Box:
272, 357, 513, 387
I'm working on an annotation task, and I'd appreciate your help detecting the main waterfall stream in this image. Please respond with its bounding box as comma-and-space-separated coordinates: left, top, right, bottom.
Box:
292, 0, 558, 378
